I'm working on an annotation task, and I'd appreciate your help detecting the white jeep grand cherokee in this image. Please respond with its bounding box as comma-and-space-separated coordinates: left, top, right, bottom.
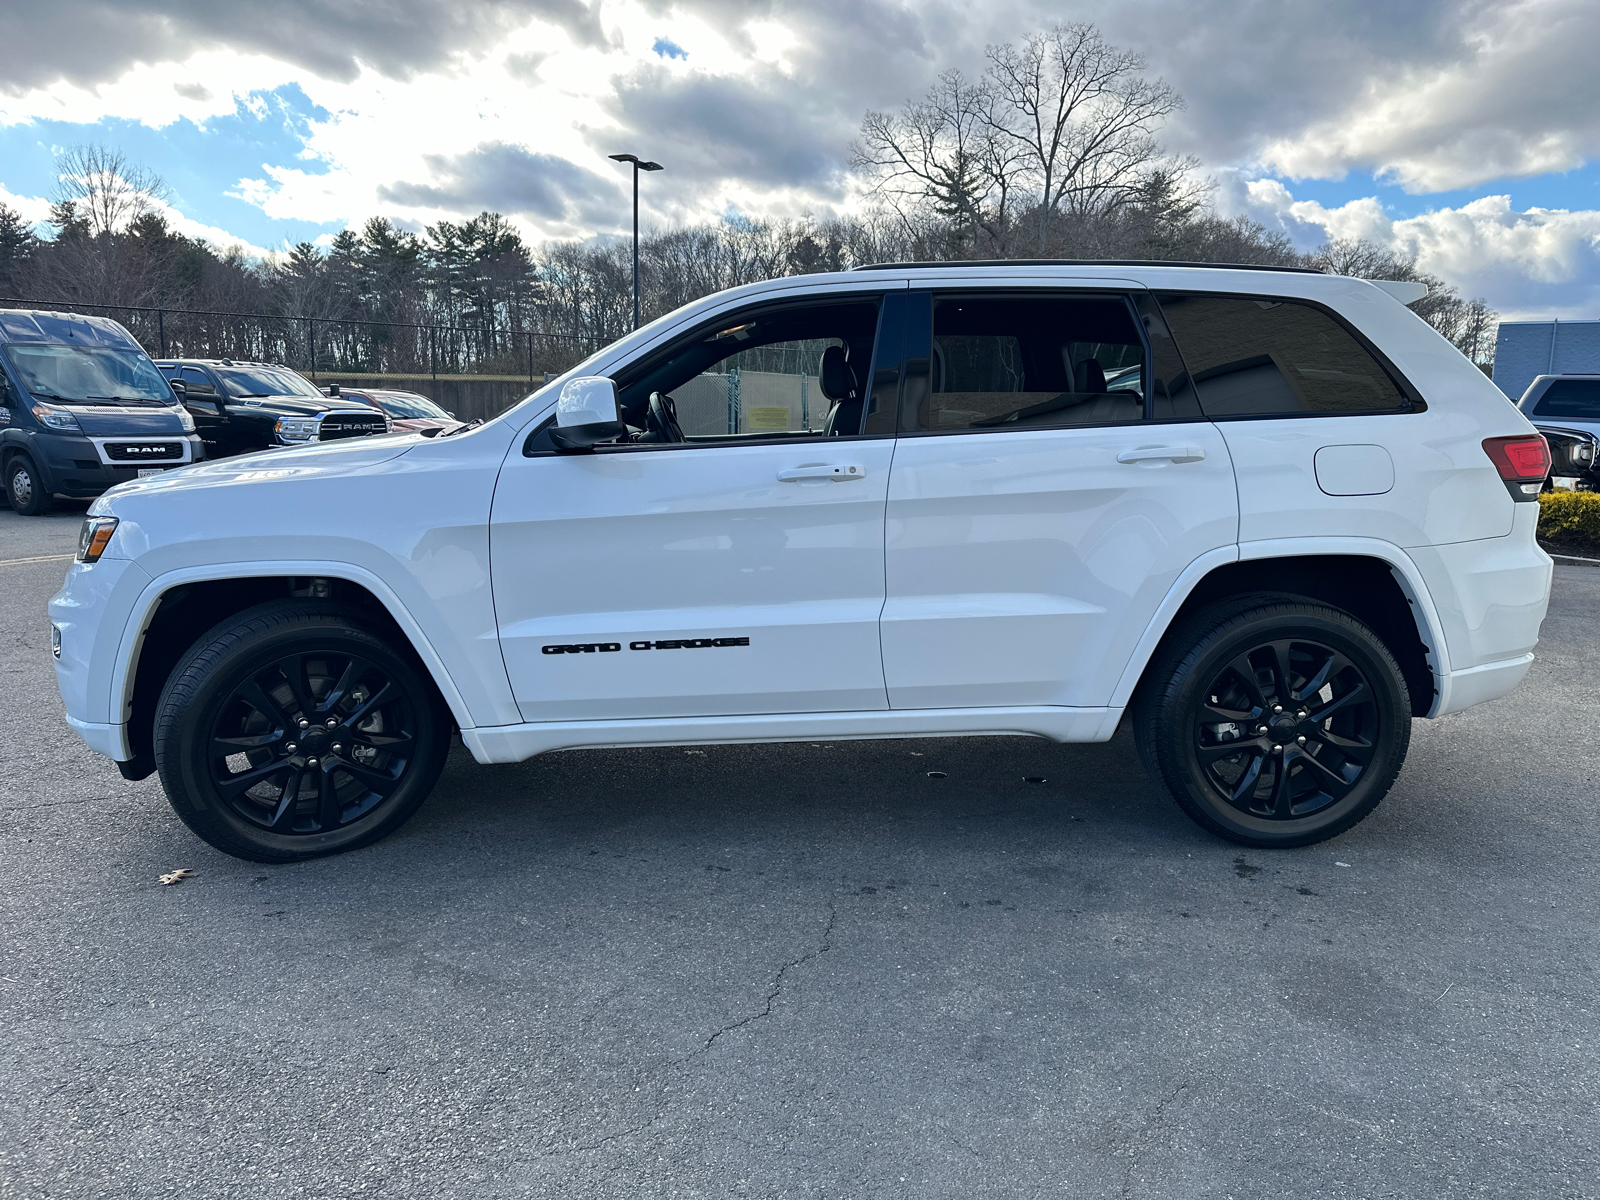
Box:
51, 262, 1553, 862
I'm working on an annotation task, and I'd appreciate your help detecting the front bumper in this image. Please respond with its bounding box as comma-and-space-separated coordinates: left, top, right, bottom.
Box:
32, 431, 206, 498
51, 557, 152, 759
1535, 425, 1600, 489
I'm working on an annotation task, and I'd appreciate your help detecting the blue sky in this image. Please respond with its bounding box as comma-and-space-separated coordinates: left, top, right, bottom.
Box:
0, 84, 343, 250
2, 0, 1599, 318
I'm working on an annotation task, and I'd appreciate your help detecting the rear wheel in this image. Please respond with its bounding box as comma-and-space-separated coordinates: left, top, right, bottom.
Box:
5, 455, 52, 515
154, 604, 451, 862
1134, 597, 1411, 848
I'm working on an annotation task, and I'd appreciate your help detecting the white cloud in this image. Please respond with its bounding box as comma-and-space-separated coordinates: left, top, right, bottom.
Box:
1247, 0, 1600, 191
1237, 179, 1600, 320
0, 184, 52, 227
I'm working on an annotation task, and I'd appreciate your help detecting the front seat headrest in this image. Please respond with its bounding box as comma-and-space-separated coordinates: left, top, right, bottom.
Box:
1074, 357, 1107, 394
820, 344, 857, 401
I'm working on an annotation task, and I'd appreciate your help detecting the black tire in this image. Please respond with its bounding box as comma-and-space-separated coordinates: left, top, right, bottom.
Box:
154, 603, 451, 863
1133, 595, 1411, 848
5, 454, 53, 515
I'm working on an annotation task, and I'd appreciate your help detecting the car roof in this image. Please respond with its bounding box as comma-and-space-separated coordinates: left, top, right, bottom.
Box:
0, 309, 144, 350
155, 358, 295, 368
853, 258, 1324, 274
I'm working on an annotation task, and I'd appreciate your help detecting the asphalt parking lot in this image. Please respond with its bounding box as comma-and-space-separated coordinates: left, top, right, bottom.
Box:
1, 503, 1597, 1200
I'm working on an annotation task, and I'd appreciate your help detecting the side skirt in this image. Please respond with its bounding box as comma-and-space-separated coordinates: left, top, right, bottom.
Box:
461, 706, 1124, 764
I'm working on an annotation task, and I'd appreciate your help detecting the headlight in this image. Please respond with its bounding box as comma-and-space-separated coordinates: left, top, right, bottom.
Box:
76, 516, 119, 563
174, 406, 195, 432
32, 402, 82, 431
275, 416, 321, 444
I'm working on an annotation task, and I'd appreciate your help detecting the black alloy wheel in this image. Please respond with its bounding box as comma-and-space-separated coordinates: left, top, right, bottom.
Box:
1193, 638, 1378, 820
1135, 597, 1411, 848
155, 604, 450, 862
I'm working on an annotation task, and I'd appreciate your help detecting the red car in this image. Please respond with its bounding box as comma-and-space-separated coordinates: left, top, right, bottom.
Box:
329, 387, 467, 435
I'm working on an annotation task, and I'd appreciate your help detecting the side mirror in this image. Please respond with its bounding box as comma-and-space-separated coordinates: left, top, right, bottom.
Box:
168, 378, 187, 398
549, 376, 624, 451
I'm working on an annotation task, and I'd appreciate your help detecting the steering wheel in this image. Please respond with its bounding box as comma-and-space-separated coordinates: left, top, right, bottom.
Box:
643, 390, 685, 443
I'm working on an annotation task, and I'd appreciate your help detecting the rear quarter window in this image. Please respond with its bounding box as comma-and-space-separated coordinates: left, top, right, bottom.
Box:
1155, 293, 1412, 418
1532, 379, 1600, 419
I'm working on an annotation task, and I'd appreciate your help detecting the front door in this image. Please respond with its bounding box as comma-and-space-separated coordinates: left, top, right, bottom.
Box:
880, 287, 1239, 710
490, 292, 899, 722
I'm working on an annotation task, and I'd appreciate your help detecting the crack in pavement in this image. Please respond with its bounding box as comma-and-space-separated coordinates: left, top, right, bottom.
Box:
702, 891, 838, 1052
1118, 1082, 1188, 1199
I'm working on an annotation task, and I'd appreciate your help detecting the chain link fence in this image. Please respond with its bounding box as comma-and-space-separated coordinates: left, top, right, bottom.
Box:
1, 297, 614, 422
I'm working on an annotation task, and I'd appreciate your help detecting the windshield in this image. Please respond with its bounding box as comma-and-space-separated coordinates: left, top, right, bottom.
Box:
215, 365, 323, 399
5, 344, 175, 403
1533, 379, 1600, 420
371, 392, 448, 420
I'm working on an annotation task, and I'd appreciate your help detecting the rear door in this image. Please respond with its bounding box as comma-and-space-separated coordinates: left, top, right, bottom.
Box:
880, 285, 1239, 709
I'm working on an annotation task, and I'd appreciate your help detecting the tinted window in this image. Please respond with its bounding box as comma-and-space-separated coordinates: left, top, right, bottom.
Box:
1155, 293, 1408, 417
1532, 379, 1600, 419
370, 392, 448, 420
215, 365, 322, 399
904, 294, 1147, 432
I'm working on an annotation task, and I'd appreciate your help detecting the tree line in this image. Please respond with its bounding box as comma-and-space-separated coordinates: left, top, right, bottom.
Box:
0, 28, 1496, 376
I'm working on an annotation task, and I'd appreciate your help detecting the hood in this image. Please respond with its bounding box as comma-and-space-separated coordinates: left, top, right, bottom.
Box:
89, 432, 419, 515
230, 395, 383, 416
53, 403, 193, 435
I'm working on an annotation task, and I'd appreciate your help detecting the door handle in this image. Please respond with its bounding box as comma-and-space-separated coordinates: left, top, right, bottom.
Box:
1116, 445, 1206, 464
777, 464, 867, 482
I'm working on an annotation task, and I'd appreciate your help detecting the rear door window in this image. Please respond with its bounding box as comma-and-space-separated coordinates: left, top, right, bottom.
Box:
1155, 293, 1411, 417
901, 293, 1149, 432
1532, 379, 1600, 419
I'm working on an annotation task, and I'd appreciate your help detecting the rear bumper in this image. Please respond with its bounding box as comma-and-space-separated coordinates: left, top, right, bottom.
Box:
1409, 504, 1552, 715
1434, 654, 1535, 717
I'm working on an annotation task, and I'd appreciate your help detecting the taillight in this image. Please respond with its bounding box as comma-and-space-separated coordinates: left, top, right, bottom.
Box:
1483, 435, 1550, 482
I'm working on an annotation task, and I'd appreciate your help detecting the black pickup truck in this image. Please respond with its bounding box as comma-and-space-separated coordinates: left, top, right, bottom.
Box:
155, 359, 390, 459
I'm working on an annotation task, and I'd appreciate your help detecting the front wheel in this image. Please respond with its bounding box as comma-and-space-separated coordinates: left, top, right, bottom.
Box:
154, 604, 451, 862
5, 455, 53, 515
1134, 597, 1412, 848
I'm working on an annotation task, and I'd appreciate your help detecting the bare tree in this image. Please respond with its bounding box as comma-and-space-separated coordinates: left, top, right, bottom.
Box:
52, 144, 169, 238
853, 69, 1025, 254
986, 25, 1184, 252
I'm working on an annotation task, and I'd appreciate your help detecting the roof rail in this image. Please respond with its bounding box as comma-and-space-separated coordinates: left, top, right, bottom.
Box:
851, 259, 1324, 275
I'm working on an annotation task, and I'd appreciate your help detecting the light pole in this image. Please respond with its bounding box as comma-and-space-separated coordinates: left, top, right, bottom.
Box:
608, 152, 663, 331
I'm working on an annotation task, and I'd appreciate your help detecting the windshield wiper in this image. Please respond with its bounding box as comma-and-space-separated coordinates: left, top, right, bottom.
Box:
88, 394, 168, 404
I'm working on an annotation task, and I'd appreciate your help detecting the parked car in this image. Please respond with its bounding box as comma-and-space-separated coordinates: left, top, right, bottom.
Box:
154, 359, 391, 459
1, 309, 204, 515
1515, 374, 1600, 489
329, 385, 467, 436
53, 262, 1552, 863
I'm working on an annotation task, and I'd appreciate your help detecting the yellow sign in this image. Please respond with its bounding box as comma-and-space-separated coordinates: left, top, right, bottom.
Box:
745, 406, 791, 431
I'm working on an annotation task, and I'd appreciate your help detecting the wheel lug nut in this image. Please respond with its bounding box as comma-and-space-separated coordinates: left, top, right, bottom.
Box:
325, 718, 338, 728
1256, 726, 1267, 735
298, 719, 310, 729
1297, 736, 1307, 744
286, 743, 297, 753
1273, 705, 1283, 713
331, 743, 342, 753
307, 757, 319, 766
